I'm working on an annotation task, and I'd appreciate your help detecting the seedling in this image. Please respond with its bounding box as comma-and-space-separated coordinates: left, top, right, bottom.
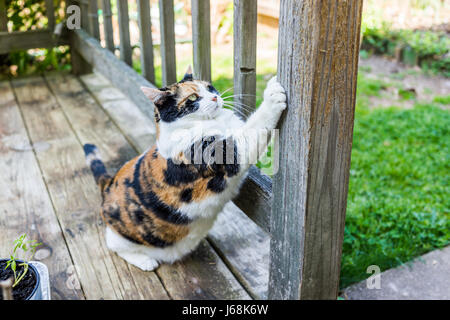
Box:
4, 234, 42, 288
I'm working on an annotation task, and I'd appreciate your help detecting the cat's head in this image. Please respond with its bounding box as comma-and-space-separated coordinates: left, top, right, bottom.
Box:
141, 66, 224, 124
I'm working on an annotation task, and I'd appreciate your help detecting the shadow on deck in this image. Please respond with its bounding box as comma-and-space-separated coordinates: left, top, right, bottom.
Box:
0, 72, 269, 300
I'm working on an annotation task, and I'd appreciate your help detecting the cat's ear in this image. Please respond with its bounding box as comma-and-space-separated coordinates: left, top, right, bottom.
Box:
181, 65, 193, 82
141, 87, 167, 103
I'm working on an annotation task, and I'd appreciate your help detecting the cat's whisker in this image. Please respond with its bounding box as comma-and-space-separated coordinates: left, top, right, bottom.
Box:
225, 102, 256, 113
219, 87, 233, 96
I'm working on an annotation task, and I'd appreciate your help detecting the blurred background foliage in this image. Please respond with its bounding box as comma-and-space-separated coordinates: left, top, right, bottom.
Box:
0, 0, 70, 78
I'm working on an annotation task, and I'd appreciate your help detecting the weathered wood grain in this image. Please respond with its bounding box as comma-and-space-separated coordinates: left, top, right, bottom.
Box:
232, 166, 271, 232
44, 73, 172, 299
117, 0, 132, 66
0, 30, 69, 54
191, 0, 211, 82
54, 73, 250, 300
12, 76, 169, 300
101, 0, 115, 52
0, 81, 84, 300
71, 29, 155, 119
79, 72, 156, 152
158, 0, 177, 85
209, 202, 270, 299
233, 0, 257, 118
269, 0, 363, 299
137, 0, 155, 83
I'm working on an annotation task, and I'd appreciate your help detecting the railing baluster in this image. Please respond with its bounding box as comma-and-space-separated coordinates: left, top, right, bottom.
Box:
44, 0, 55, 32
88, 0, 100, 40
80, 0, 90, 31
101, 0, 115, 52
191, 0, 211, 82
158, 0, 176, 86
0, 0, 7, 32
117, 0, 132, 66
137, 0, 155, 84
233, 0, 257, 118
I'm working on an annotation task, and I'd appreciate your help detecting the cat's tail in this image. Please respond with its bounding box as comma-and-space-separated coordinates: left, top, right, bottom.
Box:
83, 143, 112, 191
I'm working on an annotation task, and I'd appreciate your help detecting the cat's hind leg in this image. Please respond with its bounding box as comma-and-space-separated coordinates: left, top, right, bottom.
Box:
105, 227, 159, 271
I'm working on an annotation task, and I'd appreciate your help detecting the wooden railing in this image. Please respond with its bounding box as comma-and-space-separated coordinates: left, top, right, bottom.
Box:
0, 0, 363, 299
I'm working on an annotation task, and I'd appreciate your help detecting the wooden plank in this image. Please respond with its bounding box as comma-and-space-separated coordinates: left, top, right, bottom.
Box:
88, 0, 100, 40
158, 0, 176, 86
101, 0, 115, 52
0, 30, 69, 54
12, 76, 169, 300
78, 72, 251, 300
269, 0, 363, 299
45, 73, 170, 299
0, 0, 7, 32
117, 0, 132, 66
45, 0, 55, 32
232, 166, 271, 232
71, 29, 155, 120
71, 29, 273, 233
191, 0, 211, 82
233, 0, 257, 118
209, 202, 270, 299
137, 0, 155, 83
79, 72, 156, 151
0, 81, 83, 300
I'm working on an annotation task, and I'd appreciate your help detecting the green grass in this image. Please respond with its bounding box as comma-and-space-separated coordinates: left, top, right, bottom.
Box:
341, 101, 450, 288
138, 50, 450, 289
432, 95, 450, 106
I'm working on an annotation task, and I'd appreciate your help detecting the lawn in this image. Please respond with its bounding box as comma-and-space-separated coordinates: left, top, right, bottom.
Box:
341, 78, 449, 287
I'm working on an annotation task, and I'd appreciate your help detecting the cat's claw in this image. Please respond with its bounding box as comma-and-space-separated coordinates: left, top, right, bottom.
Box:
264, 76, 287, 111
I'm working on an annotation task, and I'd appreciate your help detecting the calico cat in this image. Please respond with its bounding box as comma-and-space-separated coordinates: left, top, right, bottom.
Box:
83, 66, 286, 271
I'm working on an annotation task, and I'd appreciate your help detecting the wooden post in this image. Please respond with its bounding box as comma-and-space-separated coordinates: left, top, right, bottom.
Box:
233, 0, 257, 118
191, 0, 211, 82
269, 0, 363, 300
158, 0, 176, 86
79, 0, 90, 31
44, 0, 55, 32
117, 0, 132, 66
69, 0, 92, 75
0, 0, 7, 32
137, 0, 155, 83
102, 0, 115, 52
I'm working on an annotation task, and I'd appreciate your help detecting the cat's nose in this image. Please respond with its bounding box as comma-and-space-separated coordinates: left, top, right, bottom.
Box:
212, 96, 217, 102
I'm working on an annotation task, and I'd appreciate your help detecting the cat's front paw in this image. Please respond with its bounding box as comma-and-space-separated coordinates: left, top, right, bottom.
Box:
264, 76, 287, 111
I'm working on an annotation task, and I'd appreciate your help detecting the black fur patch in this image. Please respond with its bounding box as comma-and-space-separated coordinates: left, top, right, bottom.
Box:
156, 92, 200, 122
125, 156, 192, 225
180, 188, 193, 202
164, 159, 199, 185
207, 174, 227, 193
179, 73, 193, 83
207, 84, 219, 95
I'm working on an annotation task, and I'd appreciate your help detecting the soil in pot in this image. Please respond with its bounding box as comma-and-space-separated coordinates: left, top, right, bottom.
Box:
0, 260, 37, 300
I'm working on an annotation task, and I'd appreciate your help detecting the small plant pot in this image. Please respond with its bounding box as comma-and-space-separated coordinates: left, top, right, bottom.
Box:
0, 259, 43, 300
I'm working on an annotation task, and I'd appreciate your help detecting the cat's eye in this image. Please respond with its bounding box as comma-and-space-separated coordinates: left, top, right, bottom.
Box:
188, 94, 198, 101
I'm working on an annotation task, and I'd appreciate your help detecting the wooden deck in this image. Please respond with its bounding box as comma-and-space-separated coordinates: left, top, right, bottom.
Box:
0, 72, 270, 300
